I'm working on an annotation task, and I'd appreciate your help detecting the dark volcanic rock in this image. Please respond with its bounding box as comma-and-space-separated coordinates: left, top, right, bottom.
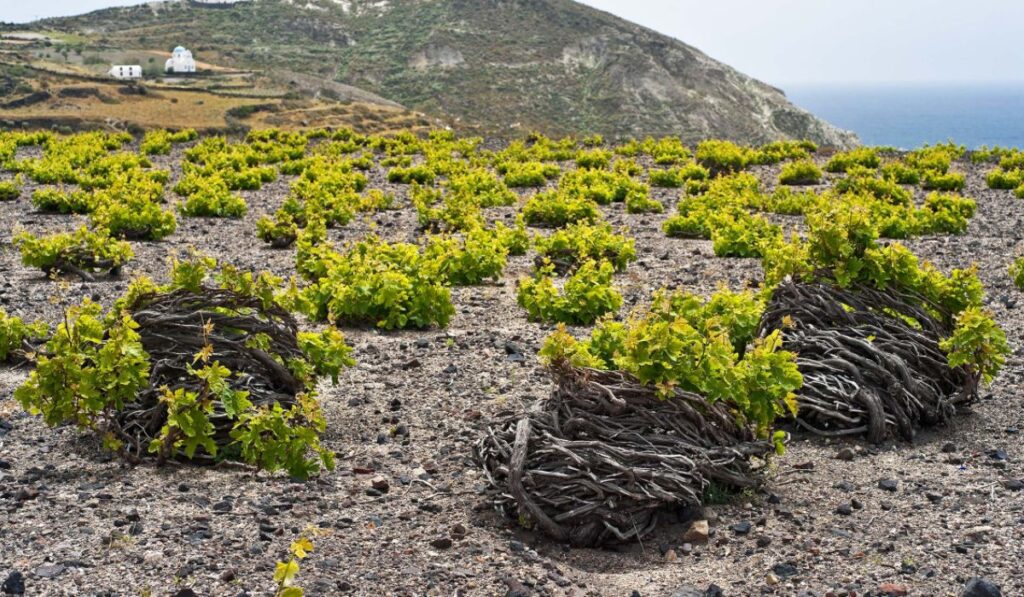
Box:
1, 571, 25, 595
962, 577, 1002, 597
879, 479, 899, 492
731, 521, 752, 535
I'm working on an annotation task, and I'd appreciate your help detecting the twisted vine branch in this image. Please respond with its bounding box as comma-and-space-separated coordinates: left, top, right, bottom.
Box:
476, 362, 773, 546
759, 280, 976, 442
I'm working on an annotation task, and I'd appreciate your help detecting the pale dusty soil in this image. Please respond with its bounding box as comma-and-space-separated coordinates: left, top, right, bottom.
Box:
0, 147, 1022, 597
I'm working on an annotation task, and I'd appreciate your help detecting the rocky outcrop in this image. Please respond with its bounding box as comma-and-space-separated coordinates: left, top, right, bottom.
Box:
36, 0, 858, 146
340, 0, 857, 146
408, 46, 466, 71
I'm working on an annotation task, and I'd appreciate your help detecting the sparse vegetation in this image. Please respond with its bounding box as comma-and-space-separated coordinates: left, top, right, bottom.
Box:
1010, 255, 1024, 290
0, 309, 48, 363
517, 259, 622, 325
14, 226, 133, 279
0, 123, 1016, 590
535, 221, 637, 272
32, 187, 95, 214
503, 161, 560, 188
178, 179, 247, 217
779, 160, 823, 185
921, 170, 966, 192
696, 139, 749, 174
522, 190, 601, 227
0, 177, 22, 201
825, 147, 880, 173
296, 234, 456, 330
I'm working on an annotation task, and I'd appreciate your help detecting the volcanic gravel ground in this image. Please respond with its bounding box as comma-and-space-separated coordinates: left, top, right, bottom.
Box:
0, 147, 1021, 596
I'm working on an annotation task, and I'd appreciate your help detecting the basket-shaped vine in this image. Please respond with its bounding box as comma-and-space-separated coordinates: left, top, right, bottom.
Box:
477, 361, 774, 547
759, 279, 977, 442
15, 260, 352, 479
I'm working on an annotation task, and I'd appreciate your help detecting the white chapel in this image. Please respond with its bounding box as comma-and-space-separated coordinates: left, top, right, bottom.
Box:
165, 46, 197, 74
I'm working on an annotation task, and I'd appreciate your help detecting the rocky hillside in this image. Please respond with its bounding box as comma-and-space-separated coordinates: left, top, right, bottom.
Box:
26, 0, 856, 146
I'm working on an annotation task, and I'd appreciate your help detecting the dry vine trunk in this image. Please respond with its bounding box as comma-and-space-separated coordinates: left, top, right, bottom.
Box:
759, 279, 976, 442
269, 235, 297, 250
476, 362, 773, 546
44, 251, 122, 282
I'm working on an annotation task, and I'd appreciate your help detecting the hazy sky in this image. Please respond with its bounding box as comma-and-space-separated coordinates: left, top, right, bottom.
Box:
579, 0, 1024, 85
5, 1, 146, 26
5, 0, 1024, 85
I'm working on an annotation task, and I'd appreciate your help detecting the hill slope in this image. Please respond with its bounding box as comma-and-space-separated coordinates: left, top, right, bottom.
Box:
26, 0, 856, 145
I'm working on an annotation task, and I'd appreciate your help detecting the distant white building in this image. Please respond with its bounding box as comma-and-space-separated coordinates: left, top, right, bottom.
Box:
108, 65, 142, 80
165, 46, 197, 73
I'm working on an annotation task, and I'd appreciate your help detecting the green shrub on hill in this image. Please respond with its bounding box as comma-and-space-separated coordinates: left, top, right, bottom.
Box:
296, 236, 455, 330
750, 140, 816, 165
387, 164, 436, 185
15, 257, 350, 479
824, 147, 880, 173
1010, 256, 1024, 290
0, 309, 48, 363
970, 146, 1016, 164
447, 168, 517, 207
90, 194, 177, 241
410, 183, 486, 232
709, 213, 782, 258
625, 186, 664, 213
522, 190, 601, 227
502, 161, 561, 188
778, 160, 823, 185
905, 142, 964, 174
748, 187, 822, 215
517, 260, 622, 325
612, 158, 643, 177
759, 201, 1008, 387
921, 170, 966, 192
178, 177, 247, 217
880, 161, 921, 185
424, 227, 509, 286
257, 210, 301, 249
696, 139, 748, 174
141, 129, 198, 155
0, 177, 22, 201
559, 169, 637, 204
985, 168, 1023, 190
535, 221, 637, 272
32, 187, 95, 214
575, 149, 612, 170
834, 167, 913, 205
649, 163, 710, 188
648, 137, 693, 165
493, 216, 530, 256
14, 226, 133, 278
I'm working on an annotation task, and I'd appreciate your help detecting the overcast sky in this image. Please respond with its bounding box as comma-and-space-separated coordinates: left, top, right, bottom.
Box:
6, 0, 1024, 85
5, 0, 146, 26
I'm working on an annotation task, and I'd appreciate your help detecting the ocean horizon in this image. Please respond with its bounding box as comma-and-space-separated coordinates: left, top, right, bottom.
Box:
785, 83, 1024, 150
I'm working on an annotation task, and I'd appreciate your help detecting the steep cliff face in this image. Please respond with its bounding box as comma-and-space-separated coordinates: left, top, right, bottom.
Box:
34, 0, 857, 146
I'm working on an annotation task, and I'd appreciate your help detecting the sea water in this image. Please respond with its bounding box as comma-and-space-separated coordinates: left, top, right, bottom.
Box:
786, 83, 1024, 150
